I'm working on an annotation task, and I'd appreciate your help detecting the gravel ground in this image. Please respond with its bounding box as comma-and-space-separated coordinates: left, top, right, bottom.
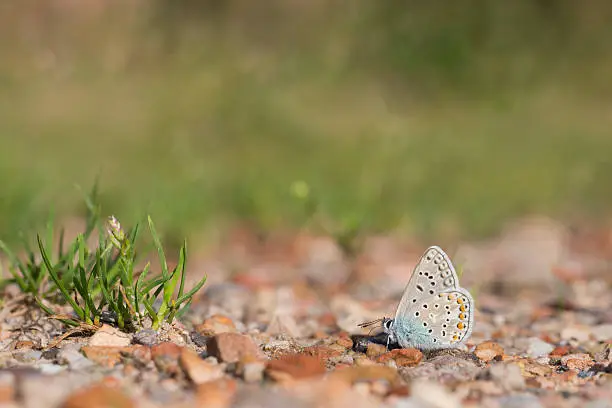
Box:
0, 218, 611, 408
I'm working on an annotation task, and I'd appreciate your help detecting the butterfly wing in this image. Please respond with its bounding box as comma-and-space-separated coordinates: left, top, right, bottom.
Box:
392, 246, 475, 349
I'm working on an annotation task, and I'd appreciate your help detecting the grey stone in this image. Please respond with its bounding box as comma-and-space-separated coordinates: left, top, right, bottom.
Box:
134, 329, 159, 346
58, 344, 94, 371
525, 337, 554, 358
498, 394, 544, 408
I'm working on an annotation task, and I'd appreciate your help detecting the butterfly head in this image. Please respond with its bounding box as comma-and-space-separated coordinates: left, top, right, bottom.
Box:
382, 317, 396, 346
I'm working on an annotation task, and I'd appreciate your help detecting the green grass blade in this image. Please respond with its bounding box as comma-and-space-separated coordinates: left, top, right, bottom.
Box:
175, 298, 193, 319
37, 235, 85, 320
140, 276, 168, 296
175, 276, 207, 307
177, 241, 187, 299
164, 243, 185, 304
35, 298, 79, 327
45, 209, 55, 265
147, 216, 169, 279
0, 240, 35, 292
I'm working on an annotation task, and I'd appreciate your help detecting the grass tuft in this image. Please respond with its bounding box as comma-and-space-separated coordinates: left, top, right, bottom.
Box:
0, 193, 206, 332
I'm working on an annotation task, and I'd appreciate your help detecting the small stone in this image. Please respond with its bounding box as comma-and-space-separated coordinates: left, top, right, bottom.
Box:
88, 325, 131, 347
240, 361, 265, 383
0, 372, 15, 404
81, 346, 123, 368
151, 342, 183, 376
518, 359, 552, 377
58, 345, 95, 370
409, 379, 461, 408
179, 348, 224, 384
60, 383, 134, 408
266, 314, 302, 338
13, 350, 42, 363
525, 337, 554, 358
196, 315, 237, 336
561, 353, 594, 371
474, 341, 505, 362
329, 365, 400, 385
561, 325, 591, 342
41, 348, 61, 360
302, 345, 343, 360
196, 378, 237, 408
498, 393, 544, 408
483, 363, 526, 391
592, 324, 612, 342
133, 329, 158, 346
377, 348, 423, 367
594, 344, 611, 363
14, 340, 35, 350
550, 345, 571, 357
266, 353, 325, 382
206, 333, 261, 363
365, 343, 387, 358
38, 363, 66, 375
336, 337, 353, 349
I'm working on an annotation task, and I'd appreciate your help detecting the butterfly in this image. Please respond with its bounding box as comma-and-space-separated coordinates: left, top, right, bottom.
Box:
360, 246, 474, 350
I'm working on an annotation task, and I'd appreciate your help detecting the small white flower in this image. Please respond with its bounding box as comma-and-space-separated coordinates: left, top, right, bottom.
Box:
107, 215, 125, 249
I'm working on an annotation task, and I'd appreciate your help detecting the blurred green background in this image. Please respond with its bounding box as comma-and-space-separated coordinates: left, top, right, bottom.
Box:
2, 0, 612, 243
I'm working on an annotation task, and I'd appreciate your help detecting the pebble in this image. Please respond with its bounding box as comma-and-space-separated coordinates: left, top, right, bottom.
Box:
483, 363, 526, 391
365, 343, 387, 358
179, 348, 224, 384
81, 346, 124, 368
58, 345, 95, 371
592, 324, 612, 342
377, 348, 423, 367
151, 342, 183, 376
0, 372, 15, 405
498, 393, 544, 408
241, 361, 265, 383
474, 341, 505, 362
133, 329, 158, 346
266, 314, 302, 338
88, 325, 132, 347
409, 380, 461, 408
206, 333, 261, 363
266, 353, 325, 382
20, 372, 95, 408
13, 350, 42, 363
196, 378, 237, 408
561, 326, 591, 343
525, 337, 554, 358
561, 353, 595, 371
60, 383, 134, 408
38, 363, 66, 375
196, 314, 237, 336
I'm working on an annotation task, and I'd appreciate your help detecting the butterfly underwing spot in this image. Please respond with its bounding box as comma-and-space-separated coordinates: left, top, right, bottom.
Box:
416, 284, 424, 292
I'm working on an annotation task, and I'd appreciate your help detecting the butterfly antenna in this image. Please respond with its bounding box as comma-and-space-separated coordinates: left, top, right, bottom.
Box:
358, 318, 384, 328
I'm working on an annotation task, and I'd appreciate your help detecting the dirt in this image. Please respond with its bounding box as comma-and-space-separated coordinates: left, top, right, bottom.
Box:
0, 219, 611, 408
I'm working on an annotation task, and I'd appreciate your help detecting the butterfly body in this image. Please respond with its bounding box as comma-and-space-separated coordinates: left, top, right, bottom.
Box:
381, 246, 474, 350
